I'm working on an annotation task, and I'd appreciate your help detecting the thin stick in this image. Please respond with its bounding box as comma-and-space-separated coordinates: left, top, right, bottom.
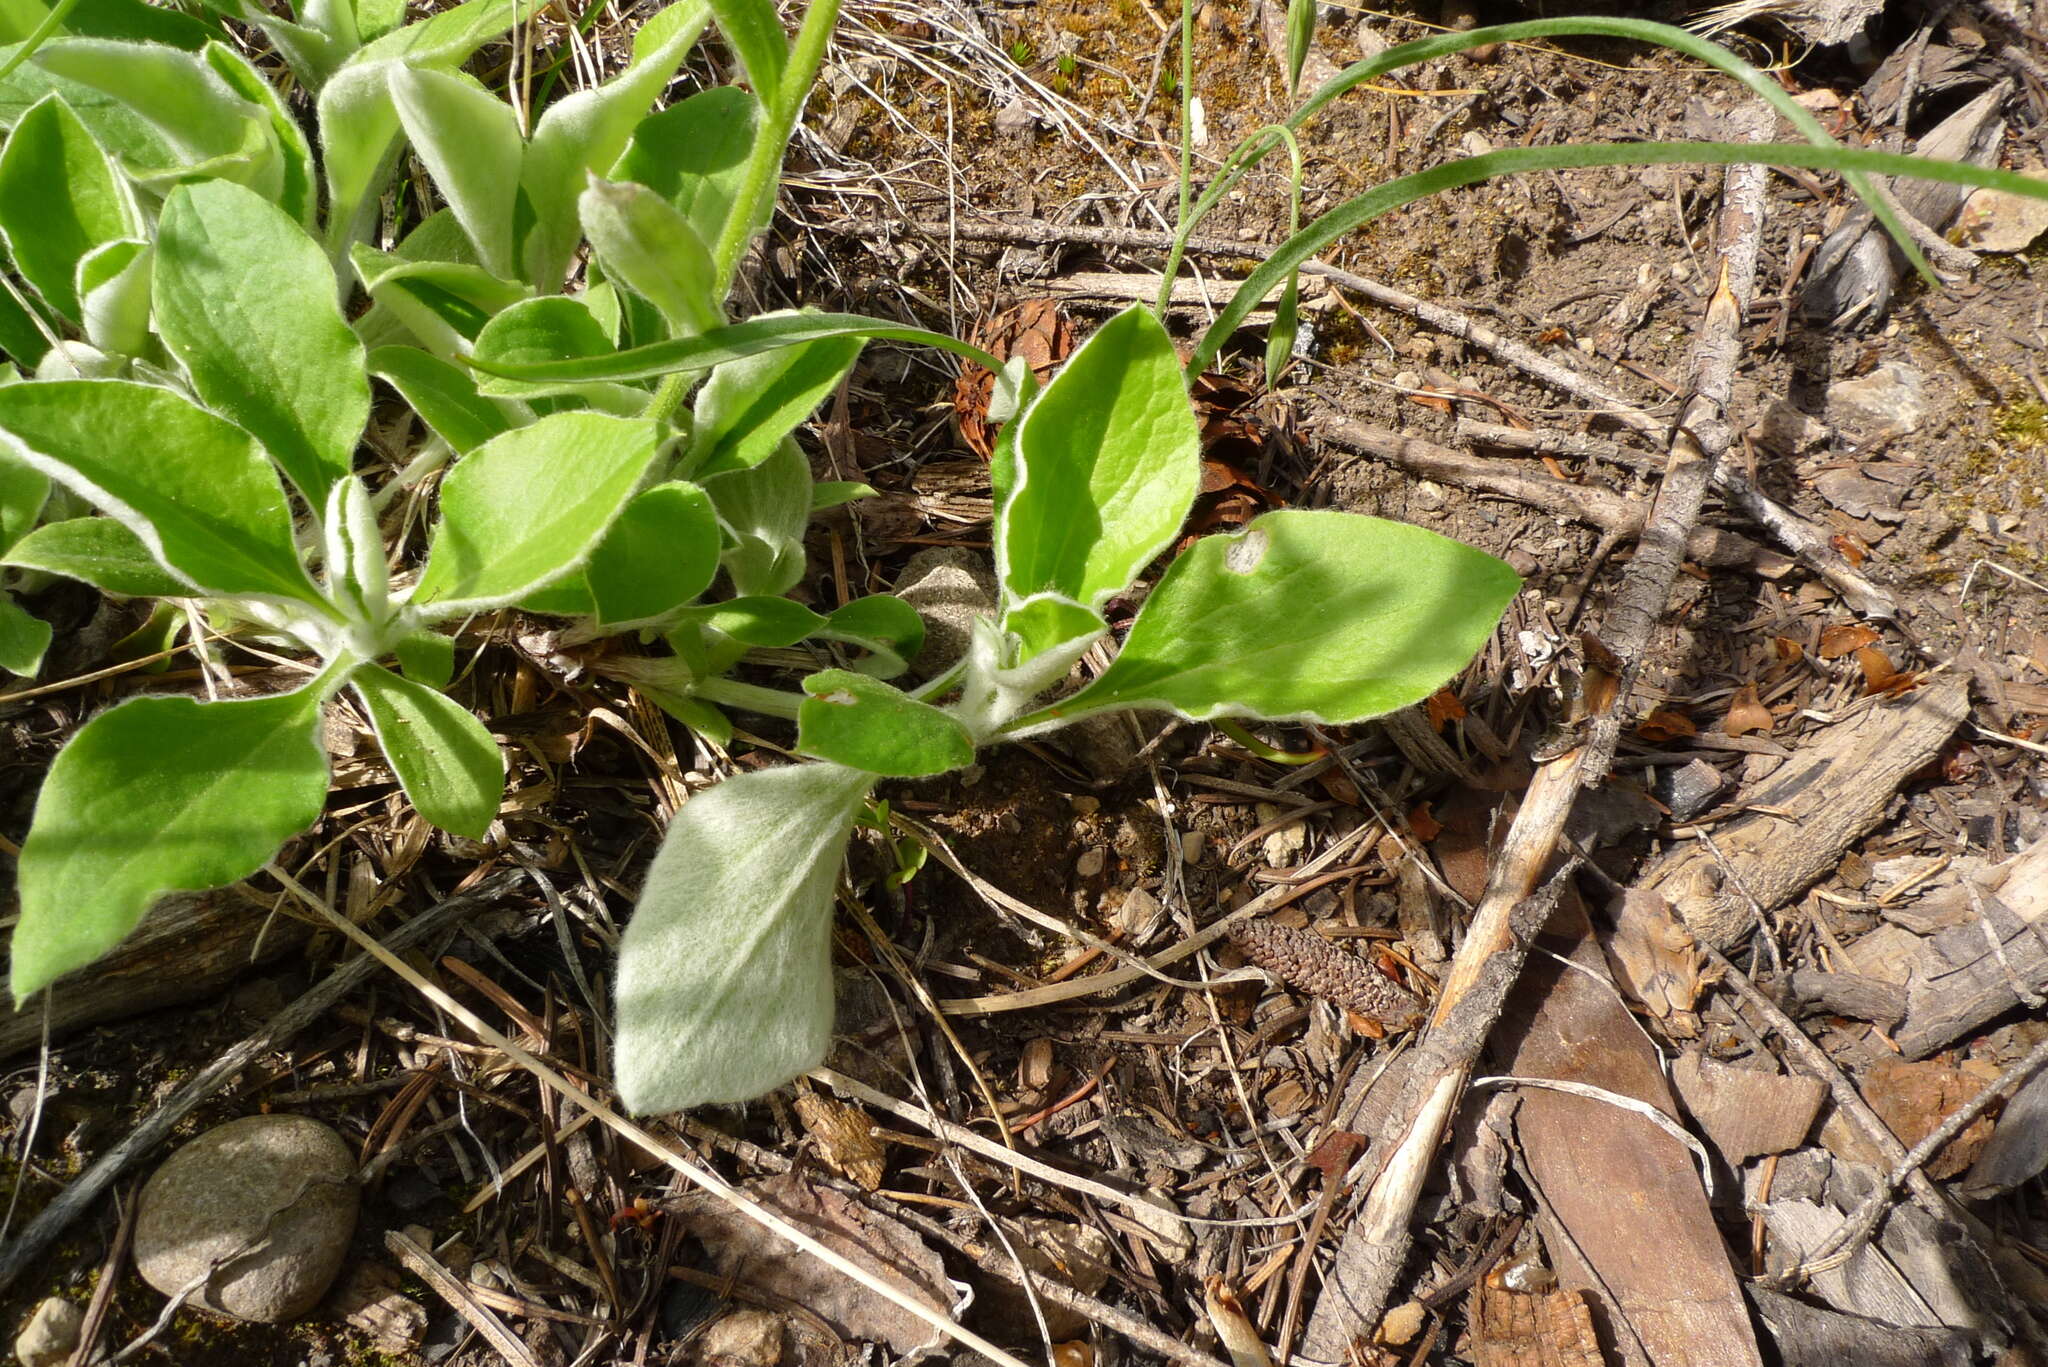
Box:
1301, 120, 1776, 1354
0, 870, 524, 1297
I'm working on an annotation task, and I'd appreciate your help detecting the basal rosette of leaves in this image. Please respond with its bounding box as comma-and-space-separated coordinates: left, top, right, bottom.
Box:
0, 0, 972, 1003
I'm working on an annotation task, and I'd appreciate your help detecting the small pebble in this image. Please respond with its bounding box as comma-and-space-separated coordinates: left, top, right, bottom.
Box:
1075, 847, 1106, 879
14, 1297, 83, 1367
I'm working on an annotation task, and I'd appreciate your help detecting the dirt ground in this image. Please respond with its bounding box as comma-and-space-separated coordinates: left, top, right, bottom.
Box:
5, 1, 2048, 1365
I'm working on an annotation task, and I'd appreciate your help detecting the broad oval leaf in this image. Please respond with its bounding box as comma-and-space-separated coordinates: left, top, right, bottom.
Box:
819, 594, 925, 679
798, 669, 972, 777
687, 331, 861, 478
0, 455, 50, 551
0, 380, 321, 602
674, 594, 823, 648
997, 305, 1201, 613
0, 94, 135, 320
352, 662, 503, 837
10, 685, 331, 1001
4, 516, 189, 597
395, 629, 456, 688
614, 761, 872, 1111
155, 179, 369, 503
1003, 593, 1106, 665
413, 410, 661, 613
77, 237, 153, 358
706, 0, 786, 105
1022, 510, 1519, 730
585, 480, 720, 627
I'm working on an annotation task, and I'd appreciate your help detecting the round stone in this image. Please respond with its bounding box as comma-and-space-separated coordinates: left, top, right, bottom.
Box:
134, 1115, 358, 1323
14, 1296, 83, 1367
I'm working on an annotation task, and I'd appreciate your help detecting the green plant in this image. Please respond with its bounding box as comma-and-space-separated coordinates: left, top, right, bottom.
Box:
0, 0, 950, 1002
601, 302, 1521, 1109
457, 15, 2048, 1115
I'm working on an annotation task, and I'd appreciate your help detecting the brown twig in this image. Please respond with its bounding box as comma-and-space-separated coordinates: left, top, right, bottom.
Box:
1300, 117, 1777, 1356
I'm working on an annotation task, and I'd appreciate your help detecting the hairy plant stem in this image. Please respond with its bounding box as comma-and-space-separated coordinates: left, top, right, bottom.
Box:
690, 675, 803, 719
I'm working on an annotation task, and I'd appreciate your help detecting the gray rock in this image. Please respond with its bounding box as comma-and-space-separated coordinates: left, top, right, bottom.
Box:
134, 1115, 358, 1323
892, 547, 996, 677
14, 1296, 82, 1367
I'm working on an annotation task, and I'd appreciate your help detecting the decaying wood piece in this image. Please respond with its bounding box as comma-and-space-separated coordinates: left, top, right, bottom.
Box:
1671, 1051, 1827, 1165
1800, 83, 2010, 328
1962, 1051, 2048, 1197
0, 885, 310, 1057
1747, 1284, 1972, 1367
1500, 906, 1763, 1367
1640, 676, 1969, 949
1300, 117, 1776, 1360
1891, 835, 2048, 1058
1468, 1280, 1605, 1367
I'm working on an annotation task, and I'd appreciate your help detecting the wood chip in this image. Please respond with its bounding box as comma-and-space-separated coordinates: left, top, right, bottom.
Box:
1671, 1052, 1826, 1164
1468, 1281, 1604, 1367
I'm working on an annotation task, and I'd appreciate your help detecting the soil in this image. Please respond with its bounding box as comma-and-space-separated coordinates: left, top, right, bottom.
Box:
5, 1, 2048, 1366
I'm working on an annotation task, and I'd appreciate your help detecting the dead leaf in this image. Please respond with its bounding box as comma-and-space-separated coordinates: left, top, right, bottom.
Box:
1724, 684, 1775, 737
1304, 1129, 1365, 1182
1408, 802, 1443, 842
1597, 888, 1704, 1023
954, 300, 1072, 459
1425, 688, 1468, 730
1831, 532, 1871, 566
669, 1173, 950, 1353
1854, 646, 1918, 696
1772, 635, 1805, 663
1819, 622, 1881, 659
1637, 707, 1698, 742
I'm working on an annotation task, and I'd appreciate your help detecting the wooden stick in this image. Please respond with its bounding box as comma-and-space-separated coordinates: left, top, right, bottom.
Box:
1300, 116, 1777, 1356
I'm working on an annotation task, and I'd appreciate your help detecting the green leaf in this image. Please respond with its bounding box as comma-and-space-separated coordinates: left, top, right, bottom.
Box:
10, 684, 331, 1001
0, 93, 135, 319
4, 516, 188, 596
1264, 271, 1300, 389
1001, 593, 1105, 665
613, 85, 760, 248
675, 593, 822, 647
32, 37, 279, 195
579, 175, 720, 335
76, 237, 151, 357
413, 410, 661, 613
810, 480, 871, 511
317, 0, 541, 255
388, 64, 523, 279
1014, 510, 1519, 732
469, 295, 619, 398
585, 479, 719, 627
351, 243, 530, 357
702, 434, 807, 597
614, 761, 871, 1111
819, 594, 924, 678
466, 307, 999, 386
0, 452, 49, 549
1283, 0, 1313, 96
0, 44, 176, 174
0, 380, 321, 601
798, 669, 971, 776
687, 332, 860, 478
518, 0, 710, 289
155, 179, 368, 504
706, 0, 785, 105
394, 628, 455, 687
646, 689, 729, 744
998, 305, 1201, 616
368, 345, 514, 454
0, 590, 48, 674
204, 41, 316, 228
352, 662, 502, 837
